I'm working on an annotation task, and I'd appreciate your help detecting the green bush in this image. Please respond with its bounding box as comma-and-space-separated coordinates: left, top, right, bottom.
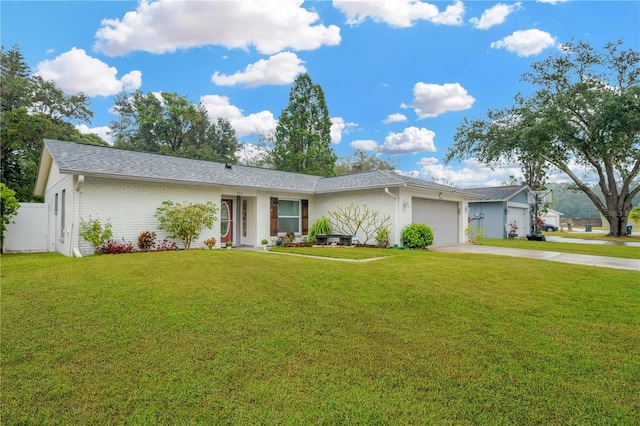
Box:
204, 237, 217, 249
309, 216, 332, 242
401, 223, 434, 249
79, 217, 113, 254
465, 225, 485, 244
0, 183, 20, 251
154, 201, 218, 250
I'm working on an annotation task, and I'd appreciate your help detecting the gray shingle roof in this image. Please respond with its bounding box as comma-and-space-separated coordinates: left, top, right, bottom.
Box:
44, 139, 321, 193
41, 139, 477, 196
467, 185, 529, 201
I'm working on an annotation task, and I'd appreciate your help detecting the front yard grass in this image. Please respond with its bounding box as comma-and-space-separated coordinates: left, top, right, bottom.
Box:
2, 250, 639, 424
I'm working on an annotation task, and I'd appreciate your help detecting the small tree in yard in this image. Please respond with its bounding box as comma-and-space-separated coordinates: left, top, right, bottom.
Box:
328, 203, 391, 245
79, 216, 113, 254
0, 183, 20, 252
154, 201, 218, 250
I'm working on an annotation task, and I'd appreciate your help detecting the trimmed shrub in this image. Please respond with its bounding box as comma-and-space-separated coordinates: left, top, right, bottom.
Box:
401, 224, 434, 249
156, 239, 179, 251
137, 231, 156, 251
204, 237, 217, 249
99, 239, 136, 255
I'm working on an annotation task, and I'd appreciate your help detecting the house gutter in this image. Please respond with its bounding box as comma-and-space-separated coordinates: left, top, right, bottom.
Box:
73, 175, 84, 258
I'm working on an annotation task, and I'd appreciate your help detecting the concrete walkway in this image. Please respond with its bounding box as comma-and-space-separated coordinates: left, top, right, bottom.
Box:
432, 244, 640, 272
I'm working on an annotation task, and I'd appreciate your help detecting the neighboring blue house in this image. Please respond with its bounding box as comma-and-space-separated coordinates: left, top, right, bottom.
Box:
467, 185, 533, 239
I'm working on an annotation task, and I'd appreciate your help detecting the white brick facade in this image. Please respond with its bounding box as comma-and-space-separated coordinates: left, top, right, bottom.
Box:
35, 140, 473, 256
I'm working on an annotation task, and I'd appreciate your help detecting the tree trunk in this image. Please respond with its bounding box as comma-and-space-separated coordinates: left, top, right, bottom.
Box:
606, 211, 630, 237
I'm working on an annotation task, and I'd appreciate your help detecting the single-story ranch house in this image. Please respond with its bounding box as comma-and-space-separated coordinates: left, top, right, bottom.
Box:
35, 139, 481, 256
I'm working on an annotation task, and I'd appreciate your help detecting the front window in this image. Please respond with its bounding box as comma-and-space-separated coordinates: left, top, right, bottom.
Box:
278, 200, 300, 233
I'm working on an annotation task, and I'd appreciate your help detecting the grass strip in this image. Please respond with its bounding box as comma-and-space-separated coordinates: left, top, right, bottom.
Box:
479, 237, 640, 259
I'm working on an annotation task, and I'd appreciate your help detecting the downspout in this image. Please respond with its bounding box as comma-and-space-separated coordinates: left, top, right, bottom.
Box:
384, 188, 399, 246
73, 175, 84, 257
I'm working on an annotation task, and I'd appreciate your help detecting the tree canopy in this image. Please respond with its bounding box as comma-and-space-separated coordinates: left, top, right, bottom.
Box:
271, 73, 336, 176
110, 90, 238, 163
1, 45, 99, 201
447, 39, 639, 236
334, 149, 397, 175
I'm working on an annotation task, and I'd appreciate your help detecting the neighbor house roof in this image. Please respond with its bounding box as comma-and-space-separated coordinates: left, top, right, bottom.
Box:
35, 139, 478, 197
467, 185, 531, 202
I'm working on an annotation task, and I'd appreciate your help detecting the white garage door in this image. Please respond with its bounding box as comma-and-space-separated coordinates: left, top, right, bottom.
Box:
412, 198, 459, 246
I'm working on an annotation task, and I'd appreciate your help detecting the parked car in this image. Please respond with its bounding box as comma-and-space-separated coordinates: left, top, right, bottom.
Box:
543, 224, 558, 232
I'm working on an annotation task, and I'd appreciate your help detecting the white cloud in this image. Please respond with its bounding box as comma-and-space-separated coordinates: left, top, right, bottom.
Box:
491, 29, 556, 57
401, 82, 475, 118
381, 127, 436, 154
331, 117, 358, 143
35, 47, 141, 97
430, 0, 465, 26
94, 0, 341, 56
200, 94, 277, 137
76, 124, 112, 144
469, 2, 522, 30
410, 157, 524, 188
383, 113, 407, 124
334, 0, 464, 28
212, 52, 306, 87
350, 139, 379, 151
536, 0, 568, 4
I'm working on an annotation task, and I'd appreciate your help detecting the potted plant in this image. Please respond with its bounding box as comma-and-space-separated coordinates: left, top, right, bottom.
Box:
376, 227, 390, 248
261, 238, 268, 250
507, 220, 518, 239
225, 240, 233, 249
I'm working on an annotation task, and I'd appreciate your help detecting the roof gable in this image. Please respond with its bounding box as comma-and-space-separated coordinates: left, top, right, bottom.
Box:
468, 185, 531, 202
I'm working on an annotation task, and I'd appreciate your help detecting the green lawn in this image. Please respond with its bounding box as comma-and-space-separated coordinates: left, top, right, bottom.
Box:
2, 250, 639, 424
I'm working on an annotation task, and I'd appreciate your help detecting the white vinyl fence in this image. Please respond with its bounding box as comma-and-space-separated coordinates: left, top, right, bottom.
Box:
4, 203, 49, 253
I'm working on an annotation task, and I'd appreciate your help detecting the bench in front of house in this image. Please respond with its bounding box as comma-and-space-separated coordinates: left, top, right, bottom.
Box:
316, 234, 353, 246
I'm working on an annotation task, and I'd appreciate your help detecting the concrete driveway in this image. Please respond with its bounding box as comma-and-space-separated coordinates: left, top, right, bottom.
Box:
432, 244, 640, 272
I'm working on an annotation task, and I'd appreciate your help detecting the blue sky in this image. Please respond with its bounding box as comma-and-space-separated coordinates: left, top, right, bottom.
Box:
2, 0, 638, 187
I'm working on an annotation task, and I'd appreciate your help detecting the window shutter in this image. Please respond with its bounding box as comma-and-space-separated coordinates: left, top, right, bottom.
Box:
270, 197, 278, 236
301, 199, 309, 235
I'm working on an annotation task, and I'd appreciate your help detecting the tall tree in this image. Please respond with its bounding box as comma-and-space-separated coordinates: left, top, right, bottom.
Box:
447, 40, 639, 236
1, 44, 30, 112
271, 73, 336, 176
110, 90, 238, 163
334, 149, 397, 175
1, 45, 95, 201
